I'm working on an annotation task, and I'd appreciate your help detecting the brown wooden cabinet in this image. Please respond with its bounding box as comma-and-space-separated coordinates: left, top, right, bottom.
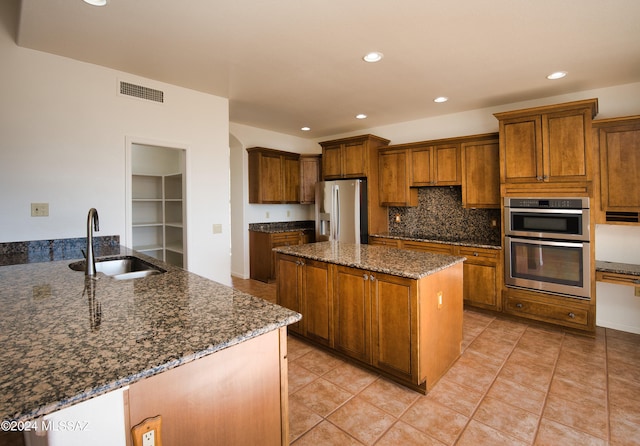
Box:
411, 144, 461, 187
494, 99, 598, 193
593, 116, 640, 224
319, 134, 391, 234
299, 154, 322, 204
457, 246, 502, 311
461, 136, 500, 208
378, 148, 418, 206
276, 254, 331, 342
249, 230, 314, 282
248, 147, 300, 204
368, 236, 401, 248
370, 272, 417, 383
275, 253, 463, 393
373, 237, 502, 312
320, 135, 389, 179
333, 265, 372, 363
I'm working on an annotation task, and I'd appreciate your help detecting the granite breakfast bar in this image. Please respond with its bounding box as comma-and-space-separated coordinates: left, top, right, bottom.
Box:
0, 245, 300, 445
273, 241, 466, 394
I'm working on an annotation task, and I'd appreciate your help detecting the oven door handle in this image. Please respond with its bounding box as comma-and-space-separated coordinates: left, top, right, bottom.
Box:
506, 236, 588, 248
505, 208, 584, 215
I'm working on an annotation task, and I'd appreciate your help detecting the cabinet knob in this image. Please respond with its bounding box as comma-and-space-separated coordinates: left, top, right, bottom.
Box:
536, 176, 543, 181
370, 274, 375, 281
363, 274, 368, 281
568, 312, 575, 319
473, 252, 479, 256
515, 303, 523, 309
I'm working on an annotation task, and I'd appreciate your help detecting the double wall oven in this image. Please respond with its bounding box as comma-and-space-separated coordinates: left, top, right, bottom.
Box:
504, 197, 591, 300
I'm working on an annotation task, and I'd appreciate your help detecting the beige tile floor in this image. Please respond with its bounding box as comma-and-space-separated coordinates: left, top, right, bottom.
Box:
232, 277, 640, 445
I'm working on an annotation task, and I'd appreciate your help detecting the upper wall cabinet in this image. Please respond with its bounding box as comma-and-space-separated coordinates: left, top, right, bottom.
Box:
593, 115, 640, 224
320, 134, 390, 180
378, 148, 418, 207
248, 147, 300, 204
494, 99, 598, 193
299, 154, 322, 204
410, 144, 461, 187
461, 135, 500, 208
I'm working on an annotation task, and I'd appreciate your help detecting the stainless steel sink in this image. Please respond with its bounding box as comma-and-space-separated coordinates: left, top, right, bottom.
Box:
69, 256, 166, 280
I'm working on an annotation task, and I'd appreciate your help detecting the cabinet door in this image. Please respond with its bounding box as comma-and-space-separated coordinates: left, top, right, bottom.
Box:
378, 149, 416, 206
545, 109, 590, 181
260, 152, 284, 202
333, 266, 371, 363
371, 273, 416, 382
500, 115, 542, 183
461, 139, 500, 208
271, 232, 302, 281
322, 144, 343, 179
411, 146, 433, 186
283, 156, 300, 203
599, 122, 640, 212
462, 262, 498, 310
276, 254, 303, 334
343, 141, 367, 177
302, 259, 332, 346
300, 155, 321, 204
433, 144, 461, 185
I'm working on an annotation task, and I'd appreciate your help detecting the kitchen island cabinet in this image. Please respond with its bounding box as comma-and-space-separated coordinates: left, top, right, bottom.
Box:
250, 227, 315, 282
274, 242, 465, 393
2, 246, 300, 445
369, 235, 502, 311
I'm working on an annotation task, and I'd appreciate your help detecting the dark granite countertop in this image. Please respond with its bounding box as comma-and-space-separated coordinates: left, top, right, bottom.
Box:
249, 220, 314, 234
370, 232, 502, 250
0, 247, 301, 422
273, 241, 466, 279
596, 260, 640, 276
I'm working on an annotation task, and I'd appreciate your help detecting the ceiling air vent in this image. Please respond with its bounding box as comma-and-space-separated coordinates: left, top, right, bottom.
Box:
605, 211, 640, 223
119, 81, 164, 103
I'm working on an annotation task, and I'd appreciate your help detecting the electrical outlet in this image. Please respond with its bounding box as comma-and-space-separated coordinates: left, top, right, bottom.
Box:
265, 211, 270, 218
635, 287, 640, 297
437, 291, 443, 309
143, 430, 155, 446
287, 210, 290, 217
31, 203, 49, 217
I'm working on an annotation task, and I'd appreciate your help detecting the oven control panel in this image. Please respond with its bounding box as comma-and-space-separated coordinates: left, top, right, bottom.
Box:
504, 197, 589, 209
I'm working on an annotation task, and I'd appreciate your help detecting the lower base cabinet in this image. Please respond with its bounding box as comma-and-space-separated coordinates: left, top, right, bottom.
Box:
277, 253, 463, 393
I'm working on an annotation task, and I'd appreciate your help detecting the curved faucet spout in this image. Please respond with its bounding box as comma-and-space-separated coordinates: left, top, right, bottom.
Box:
86, 208, 100, 276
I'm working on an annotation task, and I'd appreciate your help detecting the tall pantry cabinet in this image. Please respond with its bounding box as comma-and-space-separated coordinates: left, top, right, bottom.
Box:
131, 144, 186, 268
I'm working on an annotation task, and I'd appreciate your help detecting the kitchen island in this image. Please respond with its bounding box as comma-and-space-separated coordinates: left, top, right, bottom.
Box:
274, 241, 465, 394
0, 246, 300, 445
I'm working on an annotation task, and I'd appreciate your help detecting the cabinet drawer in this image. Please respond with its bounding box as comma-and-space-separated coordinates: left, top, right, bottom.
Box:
457, 247, 499, 262
271, 232, 302, 244
402, 241, 454, 254
503, 295, 589, 327
368, 237, 401, 248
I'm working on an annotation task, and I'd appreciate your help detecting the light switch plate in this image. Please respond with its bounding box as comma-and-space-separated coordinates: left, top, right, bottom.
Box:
212, 224, 222, 234
31, 203, 49, 217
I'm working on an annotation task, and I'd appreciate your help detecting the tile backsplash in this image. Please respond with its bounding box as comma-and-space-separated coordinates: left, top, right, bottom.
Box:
388, 186, 501, 244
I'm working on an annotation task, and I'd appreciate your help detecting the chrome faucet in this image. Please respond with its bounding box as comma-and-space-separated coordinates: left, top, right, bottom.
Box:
86, 208, 100, 276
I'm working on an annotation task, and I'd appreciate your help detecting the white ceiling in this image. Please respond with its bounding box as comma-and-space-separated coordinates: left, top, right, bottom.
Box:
16, 0, 640, 138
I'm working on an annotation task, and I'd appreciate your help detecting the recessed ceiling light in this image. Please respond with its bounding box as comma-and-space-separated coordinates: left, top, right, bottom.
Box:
547, 71, 567, 80
355, 114, 367, 119
433, 97, 448, 103
301, 126, 311, 131
83, 0, 108, 5
363, 52, 383, 63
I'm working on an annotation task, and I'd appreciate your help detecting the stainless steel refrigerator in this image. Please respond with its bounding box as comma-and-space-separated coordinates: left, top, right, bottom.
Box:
315, 179, 368, 244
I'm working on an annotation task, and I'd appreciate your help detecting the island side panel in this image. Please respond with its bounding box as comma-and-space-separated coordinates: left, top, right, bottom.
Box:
418, 262, 464, 390
127, 329, 285, 446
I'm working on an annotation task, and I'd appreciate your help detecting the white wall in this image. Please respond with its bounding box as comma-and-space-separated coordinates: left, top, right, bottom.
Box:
229, 122, 320, 278
0, 1, 231, 284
